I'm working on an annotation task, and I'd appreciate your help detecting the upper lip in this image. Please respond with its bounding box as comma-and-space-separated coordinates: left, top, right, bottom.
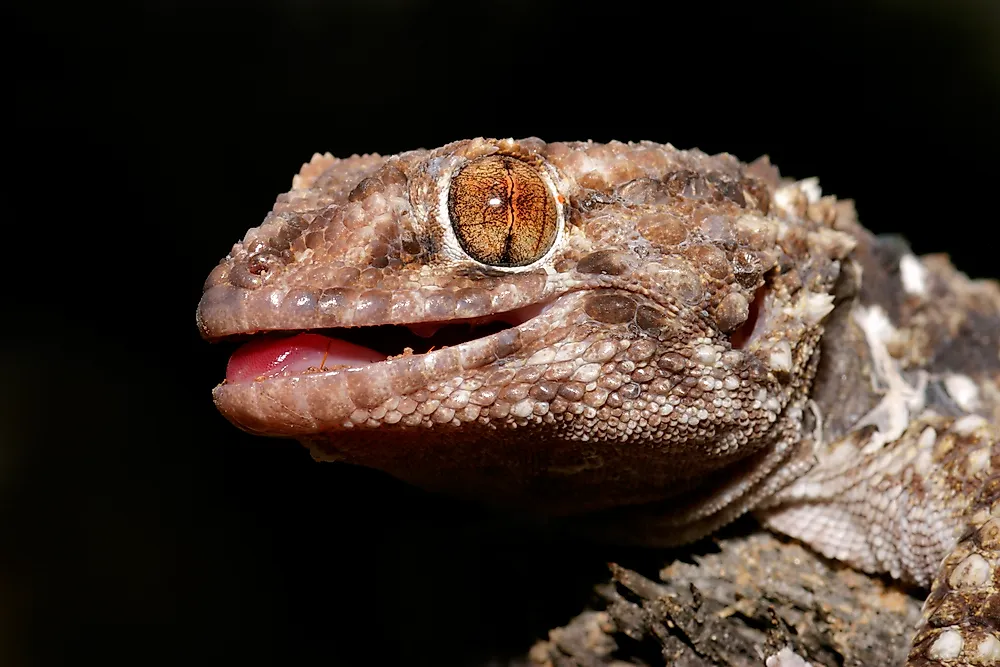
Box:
196, 278, 560, 341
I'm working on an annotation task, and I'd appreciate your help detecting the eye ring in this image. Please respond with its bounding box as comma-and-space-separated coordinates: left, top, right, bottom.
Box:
446, 155, 560, 268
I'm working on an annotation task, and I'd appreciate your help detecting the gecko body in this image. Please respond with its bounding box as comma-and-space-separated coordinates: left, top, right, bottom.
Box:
197, 138, 1000, 666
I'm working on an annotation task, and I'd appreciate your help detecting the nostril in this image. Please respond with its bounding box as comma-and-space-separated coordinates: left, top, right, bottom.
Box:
231, 254, 281, 289
248, 253, 277, 276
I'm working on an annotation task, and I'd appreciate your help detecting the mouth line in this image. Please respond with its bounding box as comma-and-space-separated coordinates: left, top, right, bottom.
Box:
220, 300, 551, 385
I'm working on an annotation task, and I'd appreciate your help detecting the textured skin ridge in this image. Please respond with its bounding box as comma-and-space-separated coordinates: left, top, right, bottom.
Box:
198, 138, 999, 665
910, 444, 1000, 666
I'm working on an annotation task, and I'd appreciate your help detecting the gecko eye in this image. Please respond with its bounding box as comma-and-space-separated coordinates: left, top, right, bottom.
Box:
447, 155, 559, 267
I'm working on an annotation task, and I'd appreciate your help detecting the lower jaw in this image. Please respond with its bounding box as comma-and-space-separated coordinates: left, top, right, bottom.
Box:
212, 311, 553, 436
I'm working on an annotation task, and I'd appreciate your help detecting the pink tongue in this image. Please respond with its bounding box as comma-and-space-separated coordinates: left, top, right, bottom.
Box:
226, 333, 386, 383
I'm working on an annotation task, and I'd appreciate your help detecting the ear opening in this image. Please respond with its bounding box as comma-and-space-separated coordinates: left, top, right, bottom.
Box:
729, 284, 767, 350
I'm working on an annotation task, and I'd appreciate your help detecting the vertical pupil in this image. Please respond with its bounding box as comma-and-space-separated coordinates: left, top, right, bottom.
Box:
448, 154, 559, 267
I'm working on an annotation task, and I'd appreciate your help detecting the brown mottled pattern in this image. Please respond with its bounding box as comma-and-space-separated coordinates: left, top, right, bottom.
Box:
197, 138, 999, 665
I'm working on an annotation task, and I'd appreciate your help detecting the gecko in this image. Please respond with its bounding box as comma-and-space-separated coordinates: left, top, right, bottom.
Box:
196, 137, 1000, 666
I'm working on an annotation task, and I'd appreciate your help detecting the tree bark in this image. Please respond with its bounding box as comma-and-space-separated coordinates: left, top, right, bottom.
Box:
525, 531, 922, 667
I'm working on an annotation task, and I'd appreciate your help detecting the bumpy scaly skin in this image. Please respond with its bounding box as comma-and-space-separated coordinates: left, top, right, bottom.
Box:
197, 138, 1000, 665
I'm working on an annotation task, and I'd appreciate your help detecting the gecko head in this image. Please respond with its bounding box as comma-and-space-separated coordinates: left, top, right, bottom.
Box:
197, 137, 856, 515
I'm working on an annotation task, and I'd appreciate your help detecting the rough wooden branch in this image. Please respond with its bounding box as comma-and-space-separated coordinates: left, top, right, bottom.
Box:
526, 531, 922, 667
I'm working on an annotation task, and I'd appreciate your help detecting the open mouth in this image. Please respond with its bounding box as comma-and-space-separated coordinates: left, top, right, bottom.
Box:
224, 302, 549, 384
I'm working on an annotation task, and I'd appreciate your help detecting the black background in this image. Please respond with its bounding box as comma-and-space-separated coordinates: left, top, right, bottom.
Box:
6, 1, 999, 665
